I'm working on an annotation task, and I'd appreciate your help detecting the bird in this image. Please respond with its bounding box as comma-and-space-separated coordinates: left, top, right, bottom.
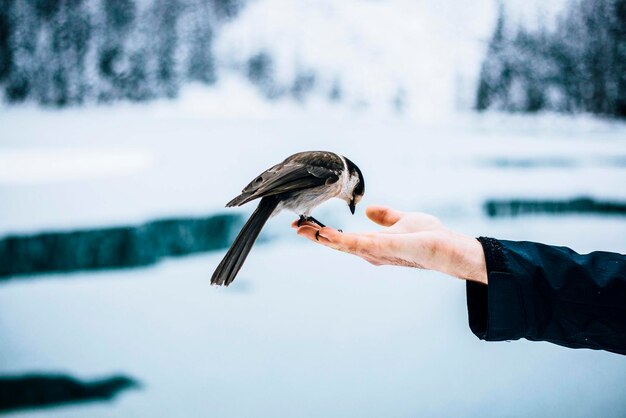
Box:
211, 151, 365, 286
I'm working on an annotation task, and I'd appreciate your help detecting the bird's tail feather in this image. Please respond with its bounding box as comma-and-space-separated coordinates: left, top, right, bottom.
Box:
226, 193, 253, 207
211, 196, 280, 286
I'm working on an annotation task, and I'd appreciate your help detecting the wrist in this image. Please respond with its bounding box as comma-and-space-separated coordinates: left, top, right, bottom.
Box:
441, 233, 488, 284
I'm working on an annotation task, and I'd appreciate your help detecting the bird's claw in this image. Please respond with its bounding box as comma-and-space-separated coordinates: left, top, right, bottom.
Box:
297, 215, 330, 240
297, 215, 326, 228
305, 216, 326, 228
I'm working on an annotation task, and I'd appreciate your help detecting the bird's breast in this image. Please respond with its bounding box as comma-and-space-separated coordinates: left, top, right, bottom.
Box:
277, 182, 342, 216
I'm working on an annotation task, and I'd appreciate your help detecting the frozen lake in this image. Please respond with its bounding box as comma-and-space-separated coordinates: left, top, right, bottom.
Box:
1, 107, 625, 417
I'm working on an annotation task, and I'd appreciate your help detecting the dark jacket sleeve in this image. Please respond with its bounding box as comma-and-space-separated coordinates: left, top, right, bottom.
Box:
466, 237, 626, 355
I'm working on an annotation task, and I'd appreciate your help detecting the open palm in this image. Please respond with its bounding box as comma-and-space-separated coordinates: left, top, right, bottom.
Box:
293, 205, 486, 283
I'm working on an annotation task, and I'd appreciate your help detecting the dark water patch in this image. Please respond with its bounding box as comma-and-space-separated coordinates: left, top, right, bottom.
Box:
481, 157, 577, 168
484, 197, 626, 218
0, 213, 243, 279
607, 156, 626, 167
480, 156, 626, 169
0, 373, 139, 413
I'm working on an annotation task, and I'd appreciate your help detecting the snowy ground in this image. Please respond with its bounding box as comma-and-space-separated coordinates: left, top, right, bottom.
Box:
1, 99, 625, 235
1, 103, 626, 417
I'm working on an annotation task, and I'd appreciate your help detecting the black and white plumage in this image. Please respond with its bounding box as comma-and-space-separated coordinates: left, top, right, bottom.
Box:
211, 151, 365, 286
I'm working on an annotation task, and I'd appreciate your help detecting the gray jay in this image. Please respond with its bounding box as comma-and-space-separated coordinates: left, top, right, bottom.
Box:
211, 151, 365, 286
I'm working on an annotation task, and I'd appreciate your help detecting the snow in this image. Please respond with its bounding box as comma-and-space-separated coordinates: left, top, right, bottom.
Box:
1, 103, 625, 235
0, 148, 155, 185
212, 0, 574, 119
1, 102, 626, 417
214, 0, 497, 119
1, 0, 626, 416
1, 221, 625, 418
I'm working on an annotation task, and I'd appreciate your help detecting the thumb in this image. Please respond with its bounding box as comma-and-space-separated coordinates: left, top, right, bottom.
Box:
366, 206, 403, 227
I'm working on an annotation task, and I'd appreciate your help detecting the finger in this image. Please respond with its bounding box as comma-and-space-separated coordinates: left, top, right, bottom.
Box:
298, 225, 377, 257
297, 225, 326, 241
318, 227, 374, 255
366, 206, 404, 227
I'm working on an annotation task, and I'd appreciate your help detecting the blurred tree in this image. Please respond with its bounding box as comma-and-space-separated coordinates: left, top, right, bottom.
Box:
552, 6, 584, 112
0, 0, 244, 106
246, 51, 282, 99
328, 79, 342, 102
98, 0, 139, 102
151, 0, 181, 98
247, 52, 271, 84
511, 27, 554, 112
579, 1, 609, 114
291, 70, 316, 102
476, 0, 626, 119
124, 49, 153, 102
5, 0, 38, 102
392, 86, 407, 113
187, 0, 217, 85
475, 3, 510, 111
615, 0, 626, 116
33, 0, 62, 20
47, 0, 92, 106
0, 0, 14, 83
213, 0, 241, 20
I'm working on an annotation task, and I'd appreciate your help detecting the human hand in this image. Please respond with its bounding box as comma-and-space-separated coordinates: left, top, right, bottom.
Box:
292, 206, 487, 284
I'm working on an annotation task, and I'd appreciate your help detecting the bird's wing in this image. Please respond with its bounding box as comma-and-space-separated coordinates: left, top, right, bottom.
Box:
226, 162, 340, 207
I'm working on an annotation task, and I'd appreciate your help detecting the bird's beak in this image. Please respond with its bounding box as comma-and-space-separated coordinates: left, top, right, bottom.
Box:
349, 200, 355, 215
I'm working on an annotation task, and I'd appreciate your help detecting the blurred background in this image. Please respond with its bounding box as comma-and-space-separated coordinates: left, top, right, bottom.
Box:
1, 0, 625, 416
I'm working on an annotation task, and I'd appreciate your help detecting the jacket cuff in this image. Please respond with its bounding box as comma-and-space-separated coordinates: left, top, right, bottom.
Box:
466, 237, 528, 341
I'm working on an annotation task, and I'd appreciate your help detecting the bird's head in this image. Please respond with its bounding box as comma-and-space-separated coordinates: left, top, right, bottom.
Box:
343, 156, 365, 214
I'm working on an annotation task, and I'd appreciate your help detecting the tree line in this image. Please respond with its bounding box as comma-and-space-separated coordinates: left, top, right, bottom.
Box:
0, 0, 240, 106
476, 0, 626, 118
